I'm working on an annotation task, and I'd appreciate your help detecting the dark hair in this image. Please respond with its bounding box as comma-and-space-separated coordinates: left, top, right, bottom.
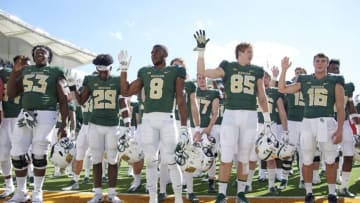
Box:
329, 59, 340, 65
153, 44, 168, 57
32, 45, 53, 63
92, 54, 113, 66
170, 57, 186, 67
313, 53, 329, 62
235, 42, 252, 59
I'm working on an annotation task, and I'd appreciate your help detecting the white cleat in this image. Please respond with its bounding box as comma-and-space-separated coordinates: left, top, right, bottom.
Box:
106, 194, 123, 203
4, 190, 30, 203
0, 185, 15, 199
87, 193, 104, 203
127, 180, 141, 192
32, 191, 43, 203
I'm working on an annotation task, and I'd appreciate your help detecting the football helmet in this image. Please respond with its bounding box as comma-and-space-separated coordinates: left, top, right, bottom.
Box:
50, 137, 75, 168
176, 143, 214, 173
255, 127, 279, 161
354, 135, 360, 162
117, 133, 144, 164
276, 142, 296, 160
200, 133, 216, 157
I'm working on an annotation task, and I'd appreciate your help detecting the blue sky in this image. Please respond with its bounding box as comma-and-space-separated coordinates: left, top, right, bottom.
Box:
1, 0, 360, 94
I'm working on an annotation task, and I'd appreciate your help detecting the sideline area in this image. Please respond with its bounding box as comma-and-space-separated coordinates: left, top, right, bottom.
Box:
1, 191, 360, 203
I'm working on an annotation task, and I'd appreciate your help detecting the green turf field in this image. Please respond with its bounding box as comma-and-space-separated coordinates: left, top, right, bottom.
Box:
2, 160, 358, 198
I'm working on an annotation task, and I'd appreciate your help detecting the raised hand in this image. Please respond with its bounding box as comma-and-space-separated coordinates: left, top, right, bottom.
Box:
118, 50, 132, 72
281, 57, 292, 72
193, 30, 210, 51
13, 55, 30, 72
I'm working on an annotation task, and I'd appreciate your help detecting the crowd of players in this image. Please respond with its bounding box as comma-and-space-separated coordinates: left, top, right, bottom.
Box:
0, 30, 360, 203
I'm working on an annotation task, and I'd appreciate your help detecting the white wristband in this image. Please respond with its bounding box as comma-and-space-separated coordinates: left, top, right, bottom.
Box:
262, 112, 271, 123
123, 117, 131, 124
194, 126, 201, 133
198, 50, 205, 58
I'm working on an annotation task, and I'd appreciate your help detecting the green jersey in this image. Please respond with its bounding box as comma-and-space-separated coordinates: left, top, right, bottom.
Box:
84, 75, 121, 126
258, 88, 284, 124
334, 82, 355, 120
219, 61, 264, 110
130, 102, 139, 127
286, 81, 305, 121
20, 65, 65, 110
215, 94, 224, 125
175, 81, 196, 121
81, 98, 93, 125
56, 103, 76, 128
75, 105, 83, 132
0, 67, 22, 118
138, 65, 186, 113
298, 74, 344, 118
196, 88, 220, 128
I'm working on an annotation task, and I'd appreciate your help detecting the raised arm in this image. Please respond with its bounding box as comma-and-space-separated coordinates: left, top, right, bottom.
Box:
7, 56, 28, 98
118, 50, 143, 97
194, 30, 225, 79
278, 57, 301, 94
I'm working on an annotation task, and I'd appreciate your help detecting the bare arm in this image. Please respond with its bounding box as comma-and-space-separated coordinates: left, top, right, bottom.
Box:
119, 97, 130, 127
204, 98, 219, 135
276, 98, 288, 131
120, 71, 143, 97
278, 57, 301, 94
333, 83, 345, 144
189, 92, 200, 128
176, 77, 187, 126
69, 109, 76, 132
57, 78, 69, 138
257, 78, 269, 113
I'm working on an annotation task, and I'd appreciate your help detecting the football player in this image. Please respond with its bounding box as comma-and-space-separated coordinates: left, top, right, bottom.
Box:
70, 54, 127, 203
279, 54, 345, 203
327, 59, 356, 198
194, 30, 270, 203
6, 46, 69, 203
120, 45, 187, 203
0, 56, 23, 199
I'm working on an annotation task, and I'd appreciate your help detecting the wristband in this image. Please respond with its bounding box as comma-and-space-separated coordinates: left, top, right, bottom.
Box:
194, 126, 201, 133
123, 117, 131, 124
198, 50, 205, 58
262, 112, 271, 123
120, 107, 128, 113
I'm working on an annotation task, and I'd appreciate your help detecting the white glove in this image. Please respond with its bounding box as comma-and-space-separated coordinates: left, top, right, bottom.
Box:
178, 126, 190, 148
262, 112, 271, 126
117, 50, 132, 72
281, 131, 289, 143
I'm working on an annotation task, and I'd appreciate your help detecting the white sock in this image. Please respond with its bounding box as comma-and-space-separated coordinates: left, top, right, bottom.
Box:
268, 169, 276, 188
108, 187, 116, 195
237, 180, 246, 193
94, 187, 102, 195
185, 172, 193, 193
340, 171, 350, 189
1, 160, 12, 176
328, 184, 336, 195
16, 176, 27, 192
168, 164, 182, 194
246, 170, 255, 186
34, 176, 45, 192
73, 174, 80, 182
146, 161, 158, 194
134, 173, 141, 184
305, 183, 312, 194
5, 177, 14, 188
159, 164, 169, 193
218, 182, 228, 195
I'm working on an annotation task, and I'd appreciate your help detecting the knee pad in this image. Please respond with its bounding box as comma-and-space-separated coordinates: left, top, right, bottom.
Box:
11, 154, 30, 170
106, 150, 118, 165
313, 156, 321, 162
32, 154, 47, 169
282, 160, 293, 171
144, 156, 158, 168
